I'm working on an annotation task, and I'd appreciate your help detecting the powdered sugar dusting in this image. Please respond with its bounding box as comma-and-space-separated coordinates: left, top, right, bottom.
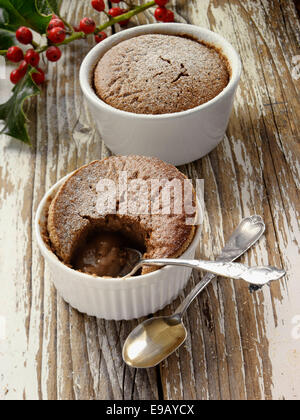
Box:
94, 34, 229, 114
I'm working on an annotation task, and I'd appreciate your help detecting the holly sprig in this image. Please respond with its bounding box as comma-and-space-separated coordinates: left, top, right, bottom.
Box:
0, 0, 174, 145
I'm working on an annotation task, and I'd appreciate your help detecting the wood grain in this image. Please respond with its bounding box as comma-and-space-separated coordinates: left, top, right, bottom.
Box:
0, 0, 299, 400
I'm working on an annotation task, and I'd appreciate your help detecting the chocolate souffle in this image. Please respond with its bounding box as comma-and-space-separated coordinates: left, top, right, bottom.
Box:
94, 34, 230, 114
47, 156, 197, 277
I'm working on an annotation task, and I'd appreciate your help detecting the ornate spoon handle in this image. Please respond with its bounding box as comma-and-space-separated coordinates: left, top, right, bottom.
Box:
175, 215, 266, 317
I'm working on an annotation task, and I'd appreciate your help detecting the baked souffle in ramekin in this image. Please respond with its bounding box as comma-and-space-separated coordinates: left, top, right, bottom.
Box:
94, 34, 230, 114
46, 156, 197, 277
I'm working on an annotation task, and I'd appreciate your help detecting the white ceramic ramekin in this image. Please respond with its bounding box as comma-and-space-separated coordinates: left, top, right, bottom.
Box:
79, 23, 241, 166
35, 174, 201, 320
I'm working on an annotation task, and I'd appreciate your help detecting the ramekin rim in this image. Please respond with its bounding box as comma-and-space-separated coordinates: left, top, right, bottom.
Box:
35, 173, 202, 287
79, 23, 242, 120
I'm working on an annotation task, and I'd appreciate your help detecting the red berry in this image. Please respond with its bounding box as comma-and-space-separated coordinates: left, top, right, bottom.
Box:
118, 9, 130, 26
154, 6, 168, 21
155, 0, 168, 5
79, 17, 96, 34
10, 69, 23, 84
95, 31, 107, 43
73, 24, 82, 32
24, 49, 40, 67
32, 68, 45, 85
48, 19, 65, 31
108, 7, 128, 22
47, 27, 66, 44
91, 0, 105, 12
163, 9, 174, 22
18, 60, 29, 77
16, 27, 33, 45
120, 19, 130, 27
6, 46, 24, 63
108, 7, 123, 17
46, 46, 62, 62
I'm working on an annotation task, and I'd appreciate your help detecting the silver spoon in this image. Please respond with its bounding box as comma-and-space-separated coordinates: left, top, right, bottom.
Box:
122, 216, 284, 368
121, 252, 285, 286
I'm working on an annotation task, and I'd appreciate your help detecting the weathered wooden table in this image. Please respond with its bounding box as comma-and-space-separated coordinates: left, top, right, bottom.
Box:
0, 0, 299, 400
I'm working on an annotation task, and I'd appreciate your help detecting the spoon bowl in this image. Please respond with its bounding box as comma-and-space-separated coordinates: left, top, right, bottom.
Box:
123, 315, 187, 368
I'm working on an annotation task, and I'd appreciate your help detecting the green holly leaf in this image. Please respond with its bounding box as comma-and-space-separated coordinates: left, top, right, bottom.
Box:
0, 27, 16, 48
0, 7, 16, 49
0, 72, 41, 144
37, 0, 61, 16
48, 0, 61, 15
0, 0, 52, 34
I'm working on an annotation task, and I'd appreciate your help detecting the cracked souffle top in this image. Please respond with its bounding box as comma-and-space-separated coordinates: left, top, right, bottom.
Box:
94, 34, 230, 114
47, 156, 197, 276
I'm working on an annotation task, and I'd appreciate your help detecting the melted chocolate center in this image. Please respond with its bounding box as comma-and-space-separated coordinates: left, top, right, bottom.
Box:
72, 231, 131, 277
